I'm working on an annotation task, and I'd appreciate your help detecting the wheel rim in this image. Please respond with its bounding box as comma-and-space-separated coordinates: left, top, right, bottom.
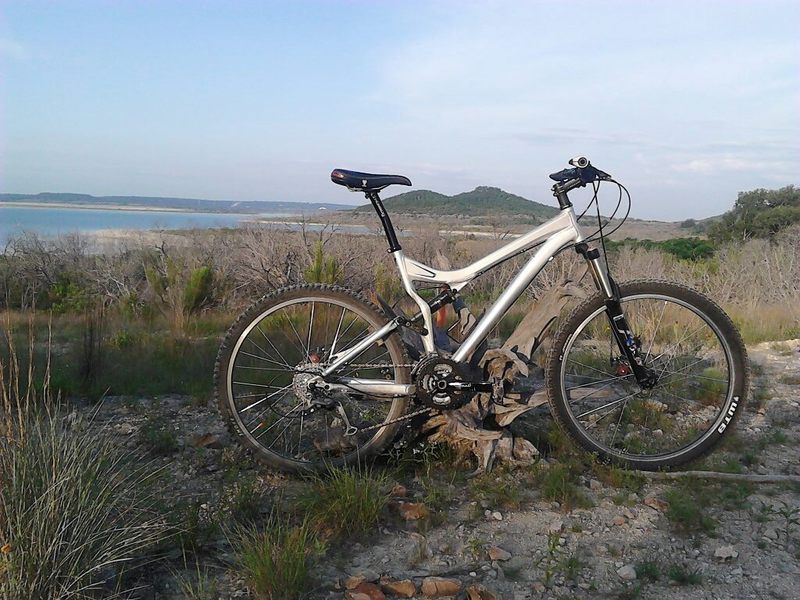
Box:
559, 293, 736, 464
225, 295, 405, 466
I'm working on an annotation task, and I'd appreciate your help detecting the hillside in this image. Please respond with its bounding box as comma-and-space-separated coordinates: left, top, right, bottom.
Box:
354, 186, 559, 222
0, 192, 354, 215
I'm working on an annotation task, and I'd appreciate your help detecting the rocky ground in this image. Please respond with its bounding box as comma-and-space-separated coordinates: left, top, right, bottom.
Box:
80, 340, 800, 600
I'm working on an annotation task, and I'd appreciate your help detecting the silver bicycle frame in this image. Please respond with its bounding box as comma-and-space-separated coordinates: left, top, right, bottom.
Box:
322, 207, 587, 394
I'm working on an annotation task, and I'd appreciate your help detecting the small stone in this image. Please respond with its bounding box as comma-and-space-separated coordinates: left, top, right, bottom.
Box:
390, 483, 408, 497
421, 576, 461, 597
589, 478, 602, 490
548, 519, 563, 534
345, 593, 371, 600
491, 511, 503, 521
532, 581, 546, 593
488, 546, 512, 561
715, 545, 739, 560
352, 582, 385, 600
381, 579, 416, 598
731, 567, 744, 576
612, 516, 626, 526
345, 575, 367, 590
617, 564, 637, 580
643, 496, 669, 512
653, 429, 664, 437
465, 583, 498, 600
397, 501, 430, 521
469, 571, 477, 577
764, 528, 779, 540
191, 432, 225, 449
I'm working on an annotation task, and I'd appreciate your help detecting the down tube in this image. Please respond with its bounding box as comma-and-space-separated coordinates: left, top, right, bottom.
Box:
452, 229, 578, 363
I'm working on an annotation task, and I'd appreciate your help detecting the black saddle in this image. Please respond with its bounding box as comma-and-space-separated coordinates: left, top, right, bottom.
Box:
330, 169, 412, 192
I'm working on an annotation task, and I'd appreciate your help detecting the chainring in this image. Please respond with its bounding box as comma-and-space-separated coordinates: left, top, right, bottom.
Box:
414, 355, 475, 410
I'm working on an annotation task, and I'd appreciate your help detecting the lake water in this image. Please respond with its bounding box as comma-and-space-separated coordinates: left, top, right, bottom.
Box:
0, 205, 260, 243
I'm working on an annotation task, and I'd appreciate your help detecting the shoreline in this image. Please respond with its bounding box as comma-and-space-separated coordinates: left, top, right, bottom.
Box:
0, 201, 301, 217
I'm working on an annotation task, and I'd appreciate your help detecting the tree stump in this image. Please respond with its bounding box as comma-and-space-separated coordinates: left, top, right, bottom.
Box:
420, 253, 589, 473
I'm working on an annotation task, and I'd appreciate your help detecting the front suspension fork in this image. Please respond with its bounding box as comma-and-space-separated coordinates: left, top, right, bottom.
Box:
576, 243, 657, 389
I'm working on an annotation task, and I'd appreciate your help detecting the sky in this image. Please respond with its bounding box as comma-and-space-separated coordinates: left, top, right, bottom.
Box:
1, 1, 798, 220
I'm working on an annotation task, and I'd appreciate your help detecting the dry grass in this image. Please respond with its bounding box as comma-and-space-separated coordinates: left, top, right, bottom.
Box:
0, 316, 170, 599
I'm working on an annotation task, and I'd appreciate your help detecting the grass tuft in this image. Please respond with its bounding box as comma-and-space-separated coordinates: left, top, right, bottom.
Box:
232, 515, 324, 600
664, 484, 717, 534
299, 465, 389, 539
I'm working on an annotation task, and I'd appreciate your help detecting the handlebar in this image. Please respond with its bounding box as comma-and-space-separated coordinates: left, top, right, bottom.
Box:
549, 157, 612, 209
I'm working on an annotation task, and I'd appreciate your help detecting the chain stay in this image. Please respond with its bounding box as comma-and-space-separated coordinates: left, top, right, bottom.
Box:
334, 360, 430, 435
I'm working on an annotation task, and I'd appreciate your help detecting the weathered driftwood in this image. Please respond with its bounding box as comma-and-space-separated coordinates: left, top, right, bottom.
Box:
421, 253, 588, 473
637, 470, 800, 484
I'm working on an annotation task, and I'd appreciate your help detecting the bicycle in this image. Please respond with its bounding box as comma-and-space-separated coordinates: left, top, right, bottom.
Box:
214, 157, 749, 473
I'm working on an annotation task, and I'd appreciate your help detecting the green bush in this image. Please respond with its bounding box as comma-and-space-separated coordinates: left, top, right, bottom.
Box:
304, 241, 342, 284
184, 266, 214, 315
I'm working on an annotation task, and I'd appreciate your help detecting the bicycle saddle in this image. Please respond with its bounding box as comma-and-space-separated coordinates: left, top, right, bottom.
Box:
331, 169, 412, 192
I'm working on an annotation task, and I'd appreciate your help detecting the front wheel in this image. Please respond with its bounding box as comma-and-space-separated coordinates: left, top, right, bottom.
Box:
545, 280, 748, 470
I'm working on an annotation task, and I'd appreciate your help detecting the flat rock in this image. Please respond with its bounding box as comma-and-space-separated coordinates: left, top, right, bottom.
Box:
421, 576, 462, 597
548, 519, 563, 534
617, 564, 637, 580
715, 545, 739, 560
643, 496, 669, 512
487, 546, 512, 561
381, 578, 416, 598
345, 575, 367, 590
397, 501, 430, 521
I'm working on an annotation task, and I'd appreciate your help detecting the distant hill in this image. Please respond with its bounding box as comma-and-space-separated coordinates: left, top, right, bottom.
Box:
0, 192, 354, 215
354, 186, 559, 222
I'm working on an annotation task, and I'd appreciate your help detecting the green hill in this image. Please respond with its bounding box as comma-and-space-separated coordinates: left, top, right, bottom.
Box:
354, 186, 559, 222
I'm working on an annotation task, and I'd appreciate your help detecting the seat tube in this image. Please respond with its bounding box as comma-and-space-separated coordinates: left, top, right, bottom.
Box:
367, 192, 401, 253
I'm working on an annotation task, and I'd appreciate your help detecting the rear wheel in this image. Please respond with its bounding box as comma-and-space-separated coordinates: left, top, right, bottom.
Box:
546, 280, 748, 470
214, 285, 411, 472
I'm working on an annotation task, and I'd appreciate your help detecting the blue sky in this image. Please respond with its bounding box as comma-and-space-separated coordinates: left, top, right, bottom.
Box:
1, 1, 797, 219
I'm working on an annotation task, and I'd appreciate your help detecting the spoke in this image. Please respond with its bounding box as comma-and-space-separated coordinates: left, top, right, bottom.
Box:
644, 300, 668, 363
307, 302, 315, 354
253, 402, 303, 440
576, 389, 642, 419
283, 310, 309, 358
569, 376, 629, 403
649, 322, 708, 364
239, 350, 292, 369
567, 359, 611, 379
609, 393, 631, 449
329, 306, 346, 358
239, 383, 293, 412
256, 325, 293, 367
659, 369, 728, 383
264, 406, 305, 449
234, 365, 294, 372
656, 386, 709, 409
567, 373, 634, 392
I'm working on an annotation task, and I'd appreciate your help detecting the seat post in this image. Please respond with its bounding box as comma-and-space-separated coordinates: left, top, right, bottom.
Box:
366, 191, 402, 253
